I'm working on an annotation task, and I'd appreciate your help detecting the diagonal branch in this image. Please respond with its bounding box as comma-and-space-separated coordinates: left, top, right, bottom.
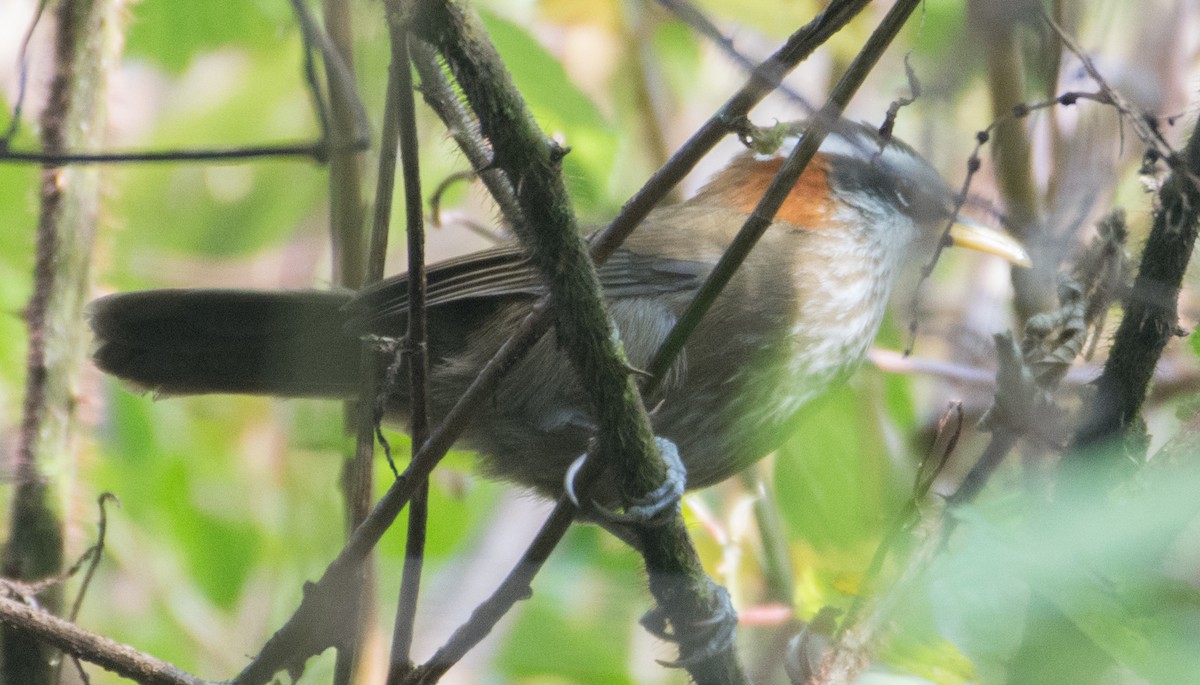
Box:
407, 2, 739, 681
643, 0, 924, 394
230, 2, 875, 681
0, 596, 208, 685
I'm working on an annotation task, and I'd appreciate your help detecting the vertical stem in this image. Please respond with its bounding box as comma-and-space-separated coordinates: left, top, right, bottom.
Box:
1072, 124, 1200, 455
386, 24, 432, 680
623, 3, 679, 204
4, 1, 123, 684
321, 2, 372, 682
975, 1, 1051, 320
324, 0, 366, 289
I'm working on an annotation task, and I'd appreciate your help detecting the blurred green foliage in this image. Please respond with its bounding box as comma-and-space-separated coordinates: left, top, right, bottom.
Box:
124, 0, 293, 74
1, 0, 1197, 683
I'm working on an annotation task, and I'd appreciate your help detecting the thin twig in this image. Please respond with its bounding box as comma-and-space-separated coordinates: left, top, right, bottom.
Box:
387, 22, 433, 680
906, 89, 1113, 353
294, 0, 371, 163
836, 402, 962, 637
589, 0, 873, 263
644, 0, 924, 394
0, 142, 351, 165
652, 0, 813, 112
0, 0, 371, 166
0, 0, 51, 149
66, 494, 116, 622
407, 454, 607, 684
363, 2, 407, 479
232, 3, 876, 680
57, 493, 118, 685
409, 41, 526, 234
1040, 8, 1184, 181
4, 0, 118, 680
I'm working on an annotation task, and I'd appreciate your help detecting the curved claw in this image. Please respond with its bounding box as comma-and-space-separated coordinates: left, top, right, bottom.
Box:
563, 453, 589, 508
593, 437, 685, 526
641, 583, 738, 668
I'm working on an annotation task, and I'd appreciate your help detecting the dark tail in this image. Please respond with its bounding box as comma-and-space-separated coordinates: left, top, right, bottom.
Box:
89, 289, 364, 397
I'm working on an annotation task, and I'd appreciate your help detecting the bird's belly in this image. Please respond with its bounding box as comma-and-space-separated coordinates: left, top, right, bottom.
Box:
659, 277, 888, 487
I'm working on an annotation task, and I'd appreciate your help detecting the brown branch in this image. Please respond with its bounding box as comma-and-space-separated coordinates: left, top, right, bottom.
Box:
1056, 13, 1200, 459
231, 2, 878, 681
0, 596, 209, 685
412, 0, 667, 512
386, 20, 433, 681
1072, 124, 1200, 455
313, 0, 375, 682
4, 0, 123, 682
408, 2, 744, 679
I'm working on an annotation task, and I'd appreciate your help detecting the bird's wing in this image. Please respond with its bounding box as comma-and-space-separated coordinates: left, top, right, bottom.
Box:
346, 242, 709, 331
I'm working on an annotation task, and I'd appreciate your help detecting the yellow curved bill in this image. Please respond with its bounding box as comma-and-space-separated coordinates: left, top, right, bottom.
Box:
948, 221, 1032, 268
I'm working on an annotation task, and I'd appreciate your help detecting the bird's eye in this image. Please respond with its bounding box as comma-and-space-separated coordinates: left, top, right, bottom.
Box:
890, 177, 919, 212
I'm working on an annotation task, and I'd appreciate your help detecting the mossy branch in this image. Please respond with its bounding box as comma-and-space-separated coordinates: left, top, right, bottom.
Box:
3, 0, 122, 683
1072, 123, 1200, 458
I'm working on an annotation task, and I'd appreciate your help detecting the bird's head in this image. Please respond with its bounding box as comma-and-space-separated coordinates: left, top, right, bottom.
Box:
692, 119, 1031, 270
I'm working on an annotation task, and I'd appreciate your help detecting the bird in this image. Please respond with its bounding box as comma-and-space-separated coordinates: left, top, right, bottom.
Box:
88, 120, 1029, 506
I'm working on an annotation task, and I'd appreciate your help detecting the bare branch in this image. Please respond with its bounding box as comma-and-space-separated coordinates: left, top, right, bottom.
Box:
0, 596, 209, 685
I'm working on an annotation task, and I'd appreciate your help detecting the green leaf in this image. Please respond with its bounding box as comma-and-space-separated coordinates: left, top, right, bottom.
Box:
907, 0, 970, 60
919, 460, 1200, 683
1007, 600, 1117, 685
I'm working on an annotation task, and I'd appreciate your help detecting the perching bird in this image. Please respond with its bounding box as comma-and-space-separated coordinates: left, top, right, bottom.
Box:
89, 121, 1028, 505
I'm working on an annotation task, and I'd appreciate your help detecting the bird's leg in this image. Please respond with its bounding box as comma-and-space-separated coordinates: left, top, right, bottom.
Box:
565, 438, 738, 667
563, 436, 685, 526
640, 581, 738, 668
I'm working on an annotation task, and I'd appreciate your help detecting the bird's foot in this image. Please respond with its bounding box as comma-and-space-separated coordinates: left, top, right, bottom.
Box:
564, 437, 685, 526
640, 581, 738, 667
